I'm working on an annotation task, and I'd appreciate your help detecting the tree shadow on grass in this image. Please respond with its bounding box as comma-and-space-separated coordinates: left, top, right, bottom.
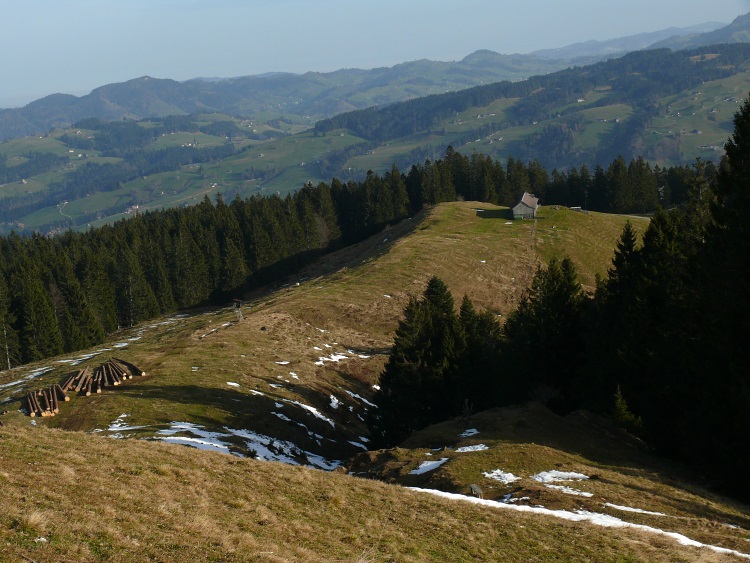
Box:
476, 208, 514, 220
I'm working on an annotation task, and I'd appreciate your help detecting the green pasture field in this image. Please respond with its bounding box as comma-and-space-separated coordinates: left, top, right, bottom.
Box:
0, 134, 70, 156
151, 131, 233, 149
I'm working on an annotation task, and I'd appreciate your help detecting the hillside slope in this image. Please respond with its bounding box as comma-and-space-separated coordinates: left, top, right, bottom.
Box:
1, 202, 749, 560
3, 422, 748, 562
1, 202, 642, 461
651, 12, 750, 50
0, 55, 569, 142
3, 44, 750, 235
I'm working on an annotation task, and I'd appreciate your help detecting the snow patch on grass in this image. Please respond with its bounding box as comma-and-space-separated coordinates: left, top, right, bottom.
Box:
532, 470, 589, 483
286, 400, 335, 427
545, 484, 593, 497
0, 366, 54, 391
483, 469, 520, 484
455, 444, 488, 453
604, 503, 665, 516
410, 458, 449, 475
155, 421, 341, 470
345, 390, 377, 407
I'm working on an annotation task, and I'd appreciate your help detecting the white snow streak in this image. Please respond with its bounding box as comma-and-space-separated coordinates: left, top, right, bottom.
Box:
345, 390, 377, 407
410, 458, 449, 475
532, 470, 589, 483
455, 444, 489, 453
604, 503, 666, 516
545, 484, 593, 497
155, 421, 341, 470
286, 400, 335, 427
483, 469, 521, 484
409, 488, 750, 560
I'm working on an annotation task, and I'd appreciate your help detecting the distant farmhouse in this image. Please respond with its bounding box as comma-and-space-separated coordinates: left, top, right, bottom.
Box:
512, 192, 539, 220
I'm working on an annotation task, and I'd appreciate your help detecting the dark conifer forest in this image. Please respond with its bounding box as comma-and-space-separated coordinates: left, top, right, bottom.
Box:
369, 96, 750, 501
1, 92, 749, 501
0, 145, 711, 369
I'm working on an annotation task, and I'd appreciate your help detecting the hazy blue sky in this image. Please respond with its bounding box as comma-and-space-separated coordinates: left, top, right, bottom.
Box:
2, 0, 749, 107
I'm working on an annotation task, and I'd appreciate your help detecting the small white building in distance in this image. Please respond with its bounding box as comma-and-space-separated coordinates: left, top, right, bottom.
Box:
512, 192, 539, 220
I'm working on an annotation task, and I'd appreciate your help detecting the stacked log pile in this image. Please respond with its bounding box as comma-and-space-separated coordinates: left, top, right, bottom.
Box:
25, 385, 68, 418
24, 358, 146, 418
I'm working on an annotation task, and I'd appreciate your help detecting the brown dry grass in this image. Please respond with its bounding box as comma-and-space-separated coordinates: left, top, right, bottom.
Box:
3, 202, 745, 561
0, 424, 745, 562
0, 202, 641, 465
353, 402, 750, 559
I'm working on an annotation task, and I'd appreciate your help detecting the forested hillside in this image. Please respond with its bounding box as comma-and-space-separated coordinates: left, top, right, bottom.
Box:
0, 54, 574, 141
0, 145, 713, 369
2, 43, 749, 235
369, 97, 750, 501
315, 44, 750, 170
2, 14, 745, 142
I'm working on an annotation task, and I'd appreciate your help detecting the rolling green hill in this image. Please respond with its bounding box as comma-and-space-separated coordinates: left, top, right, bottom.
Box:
1, 202, 748, 561
2, 16, 743, 143
2, 44, 750, 235
0, 54, 577, 142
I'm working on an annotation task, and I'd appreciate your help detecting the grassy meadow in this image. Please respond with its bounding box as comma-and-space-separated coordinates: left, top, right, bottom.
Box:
0, 201, 748, 561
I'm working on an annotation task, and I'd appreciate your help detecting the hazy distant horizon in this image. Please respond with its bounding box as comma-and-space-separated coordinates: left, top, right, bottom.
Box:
2, 0, 748, 108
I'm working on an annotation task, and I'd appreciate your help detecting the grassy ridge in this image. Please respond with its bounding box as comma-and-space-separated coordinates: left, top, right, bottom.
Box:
1, 202, 641, 446
2, 202, 748, 560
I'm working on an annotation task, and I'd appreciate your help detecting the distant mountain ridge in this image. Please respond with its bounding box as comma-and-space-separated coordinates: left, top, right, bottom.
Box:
649, 12, 750, 50
1, 15, 747, 141
530, 21, 723, 61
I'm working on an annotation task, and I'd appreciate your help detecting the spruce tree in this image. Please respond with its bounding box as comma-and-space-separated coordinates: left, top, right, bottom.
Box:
502, 257, 585, 409
0, 275, 19, 370
12, 263, 64, 363
370, 277, 461, 447
458, 295, 503, 410
687, 94, 750, 498
114, 245, 160, 327
171, 220, 211, 308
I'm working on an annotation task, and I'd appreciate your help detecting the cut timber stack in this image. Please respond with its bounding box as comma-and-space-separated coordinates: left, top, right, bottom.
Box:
25, 384, 68, 418
24, 358, 147, 417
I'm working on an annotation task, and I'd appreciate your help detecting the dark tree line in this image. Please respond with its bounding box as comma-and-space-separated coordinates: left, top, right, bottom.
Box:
0, 171, 411, 368
370, 95, 750, 501
0, 136, 714, 369
0, 152, 68, 185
